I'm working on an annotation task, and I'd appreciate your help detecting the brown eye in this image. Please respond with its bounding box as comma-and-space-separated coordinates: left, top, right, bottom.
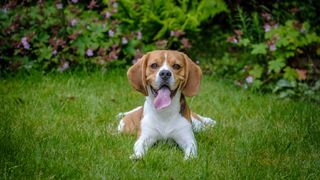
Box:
150, 63, 158, 69
172, 64, 181, 70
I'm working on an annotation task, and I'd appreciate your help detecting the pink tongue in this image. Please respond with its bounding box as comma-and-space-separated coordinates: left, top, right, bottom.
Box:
154, 87, 171, 111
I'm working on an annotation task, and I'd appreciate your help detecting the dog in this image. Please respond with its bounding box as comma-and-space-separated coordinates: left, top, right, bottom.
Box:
117, 50, 215, 160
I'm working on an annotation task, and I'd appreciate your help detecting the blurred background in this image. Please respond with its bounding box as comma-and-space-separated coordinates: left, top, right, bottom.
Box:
1, 0, 319, 101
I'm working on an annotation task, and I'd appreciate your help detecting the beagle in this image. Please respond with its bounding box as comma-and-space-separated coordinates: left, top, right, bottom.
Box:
117, 50, 215, 160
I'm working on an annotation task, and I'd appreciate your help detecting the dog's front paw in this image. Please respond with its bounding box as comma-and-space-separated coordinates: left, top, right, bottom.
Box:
184, 154, 197, 160
130, 154, 143, 160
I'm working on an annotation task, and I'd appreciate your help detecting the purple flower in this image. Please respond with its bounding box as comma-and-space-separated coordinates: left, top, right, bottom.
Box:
170, 31, 175, 36
246, 76, 253, 84
269, 43, 276, 51
121, 37, 128, 45
70, 19, 77, 26
137, 31, 142, 40
21, 37, 30, 49
180, 38, 191, 49
108, 29, 114, 37
56, 3, 63, 9
104, 12, 111, 18
112, 2, 118, 8
264, 23, 271, 32
58, 61, 69, 72
86, 49, 94, 57
71, 0, 78, 3
52, 50, 57, 55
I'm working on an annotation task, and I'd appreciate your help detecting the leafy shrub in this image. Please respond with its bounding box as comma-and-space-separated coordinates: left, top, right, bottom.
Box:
223, 6, 320, 101
0, 0, 228, 72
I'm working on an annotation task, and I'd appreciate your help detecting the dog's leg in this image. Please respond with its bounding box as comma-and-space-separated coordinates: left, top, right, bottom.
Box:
172, 126, 197, 160
191, 113, 216, 132
117, 106, 142, 121
130, 136, 157, 160
117, 106, 143, 134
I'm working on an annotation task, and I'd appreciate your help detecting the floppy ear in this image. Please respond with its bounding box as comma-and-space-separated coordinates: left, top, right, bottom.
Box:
182, 54, 202, 97
127, 53, 149, 96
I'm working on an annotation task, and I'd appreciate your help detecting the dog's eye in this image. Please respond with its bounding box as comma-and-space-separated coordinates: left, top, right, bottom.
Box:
172, 64, 181, 70
150, 63, 158, 69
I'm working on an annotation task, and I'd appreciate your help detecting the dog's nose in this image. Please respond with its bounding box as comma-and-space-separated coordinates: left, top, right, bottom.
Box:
159, 70, 172, 80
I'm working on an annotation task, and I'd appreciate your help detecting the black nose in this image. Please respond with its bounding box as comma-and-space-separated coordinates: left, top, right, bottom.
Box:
159, 70, 172, 80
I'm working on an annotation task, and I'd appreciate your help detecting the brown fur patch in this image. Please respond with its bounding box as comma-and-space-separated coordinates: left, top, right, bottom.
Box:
180, 95, 191, 122
121, 107, 143, 136
191, 112, 203, 123
145, 50, 187, 91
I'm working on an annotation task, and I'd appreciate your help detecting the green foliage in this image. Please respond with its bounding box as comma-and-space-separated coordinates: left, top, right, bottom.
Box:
251, 43, 267, 55
0, 0, 228, 72
223, 6, 320, 101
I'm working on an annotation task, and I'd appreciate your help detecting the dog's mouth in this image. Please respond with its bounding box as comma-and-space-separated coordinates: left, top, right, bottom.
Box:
150, 84, 177, 111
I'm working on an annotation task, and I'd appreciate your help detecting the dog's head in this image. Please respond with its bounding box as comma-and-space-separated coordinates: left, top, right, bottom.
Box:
127, 50, 202, 110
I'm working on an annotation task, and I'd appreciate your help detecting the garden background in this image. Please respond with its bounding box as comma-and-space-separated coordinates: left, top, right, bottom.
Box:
1, 0, 320, 179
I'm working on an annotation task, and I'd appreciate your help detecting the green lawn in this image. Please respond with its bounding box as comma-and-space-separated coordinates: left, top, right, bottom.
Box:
0, 70, 319, 179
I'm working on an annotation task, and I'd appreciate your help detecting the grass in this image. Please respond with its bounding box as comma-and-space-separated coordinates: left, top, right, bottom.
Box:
0, 69, 319, 179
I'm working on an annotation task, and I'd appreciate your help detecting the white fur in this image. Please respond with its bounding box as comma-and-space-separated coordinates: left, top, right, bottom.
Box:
191, 115, 216, 132
119, 61, 215, 160
130, 89, 197, 160
155, 60, 176, 89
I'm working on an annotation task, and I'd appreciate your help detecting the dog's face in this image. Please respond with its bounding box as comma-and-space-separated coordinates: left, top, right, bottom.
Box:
127, 50, 202, 110
145, 51, 186, 98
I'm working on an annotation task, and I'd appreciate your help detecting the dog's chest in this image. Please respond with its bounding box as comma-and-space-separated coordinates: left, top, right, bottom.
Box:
141, 112, 191, 139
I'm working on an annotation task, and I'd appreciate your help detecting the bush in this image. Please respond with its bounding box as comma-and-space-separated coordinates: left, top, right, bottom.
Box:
0, 0, 227, 72
1, 0, 319, 101
220, 5, 320, 101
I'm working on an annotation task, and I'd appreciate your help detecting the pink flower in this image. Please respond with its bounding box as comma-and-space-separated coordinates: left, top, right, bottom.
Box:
121, 37, 128, 45
21, 37, 30, 49
137, 31, 142, 40
261, 12, 272, 21
112, 2, 118, 8
170, 31, 175, 36
269, 43, 276, 51
264, 23, 271, 32
170, 30, 185, 38
71, 0, 78, 3
246, 76, 253, 84
52, 50, 57, 55
180, 38, 191, 49
226, 36, 238, 43
86, 49, 94, 57
70, 19, 77, 26
108, 29, 114, 37
58, 61, 69, 72
56, 3, 63, 9
104, 12, 111, 18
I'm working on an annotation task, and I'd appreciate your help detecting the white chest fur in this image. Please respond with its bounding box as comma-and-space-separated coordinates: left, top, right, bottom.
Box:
131, 91, 197, 160
142, 93, 191, 139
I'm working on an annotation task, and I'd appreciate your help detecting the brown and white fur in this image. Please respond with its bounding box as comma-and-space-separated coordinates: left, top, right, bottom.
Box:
117, 50, 215, 160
